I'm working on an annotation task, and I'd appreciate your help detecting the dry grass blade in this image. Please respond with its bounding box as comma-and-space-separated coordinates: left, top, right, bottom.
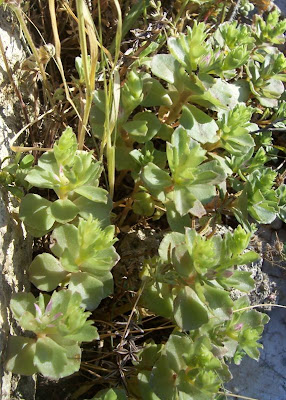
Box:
10, 109, 54, 152
233, 304, 286, 313
76, 0, 98, 150
112, 0, 122, 67
107, 69, 120, 198
8, 3, 53, 106
48, 0, 81, 123
218, 391, 258, 400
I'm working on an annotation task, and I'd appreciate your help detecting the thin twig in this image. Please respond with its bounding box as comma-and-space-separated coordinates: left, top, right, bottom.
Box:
234, 304, 286, 313
118, 281, 146, 350
218, 391, 258, 400
10, 108, 54, 152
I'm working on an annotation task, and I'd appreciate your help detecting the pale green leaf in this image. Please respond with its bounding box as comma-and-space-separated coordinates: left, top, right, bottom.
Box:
19, 194, 55, 232
29, 253, 67, 291
50, 199, 79, 223
173, 287, 209, 330
74, 186, 108, 203
5, 336, 37, 376
180, 104, 219, 144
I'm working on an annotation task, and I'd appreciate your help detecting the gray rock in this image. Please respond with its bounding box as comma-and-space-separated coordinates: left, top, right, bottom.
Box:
0, 8, 35, 400
276, 0, 286, 15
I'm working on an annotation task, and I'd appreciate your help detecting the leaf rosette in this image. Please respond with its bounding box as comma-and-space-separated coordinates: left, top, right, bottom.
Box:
28, 217, 119, 310
141, 127, 226, 221
140, 226, 259, 331
5, 290, 99, 379
136, 333, 231, 400
19, 127, 109, 237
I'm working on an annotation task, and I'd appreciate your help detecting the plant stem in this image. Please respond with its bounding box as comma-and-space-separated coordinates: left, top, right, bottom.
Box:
48, 0, 82, 122
76, 0, 93, 150
10, 4, 54, 106
165, 91, 191, 124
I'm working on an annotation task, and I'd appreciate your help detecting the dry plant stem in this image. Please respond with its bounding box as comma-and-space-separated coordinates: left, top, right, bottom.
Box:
174, 0, 192, 26
107, 69, 120, 199
61, 0, 113, 64
75, 0, 98, 150
9, 4, 54, 106
10, 108, 54, 152
48, 0, 82, 122
103, 0, 122, 198
233, 303, 286, 313
218, 392, 258, 400
165, 91, 191, 124
118, 281, 146, 351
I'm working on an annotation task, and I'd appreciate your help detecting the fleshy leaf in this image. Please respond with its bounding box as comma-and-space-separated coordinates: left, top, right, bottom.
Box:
74, 186, 108, 203
180, 104, 219, 144
141, 163, 172, 200
173, 287, 209, 330
19, 194, 55, 232
53, 126, 78, 167
50, 199, 79, 223
5, 336, 37, 376
68, 272, 113, 310
34, 337, 80, 379
10, 292, 36, 320
151, 54, 179, 84
29, 253, 67, 291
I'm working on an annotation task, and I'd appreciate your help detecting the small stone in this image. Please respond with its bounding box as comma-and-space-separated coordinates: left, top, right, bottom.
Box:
270, 217, 283, 231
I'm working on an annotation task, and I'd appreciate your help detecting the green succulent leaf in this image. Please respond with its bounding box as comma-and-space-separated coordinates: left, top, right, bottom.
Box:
50, 199, 79, 223
222, 270, 255, 292
73, 186, 108, 203
91, 388, 128, 400
138, 371, 161, 400
10, 292, 36, 320
28, 253, 67, 291
34, 337, 81, 379
68, 271, 113, 310
51, 224, 79, 258
140, 282, 174, 320
19, 194, 55, 235
53, 126, 78, 167
173, 287, 209, 330
203, 284, 233, 319
150, 355, 178, 400
133, 191, 155, 217
151, 54, 179, 84
141, 163, 172, 200
141, 74, 172, 107
5, 336, 37, 376
25, 152, 59, 189
180, 104, 219, 144
73, 195, 112, 227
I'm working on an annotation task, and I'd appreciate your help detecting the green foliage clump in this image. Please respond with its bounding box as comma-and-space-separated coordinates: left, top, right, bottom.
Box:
19, 127, 110, 237
6, 290, 98, 379
29, 216, 119, 310
1, 2, 285, 399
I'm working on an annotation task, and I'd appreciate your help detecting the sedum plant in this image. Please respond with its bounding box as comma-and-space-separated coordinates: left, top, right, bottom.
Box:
28, 216, 119, 310
142, 127, 226, 222
87, 388, 128, 400
19, 127, 110, 237
140, 225, 259, 330
135, 227, 269, 400
2, 1, 285, 398
135, 296, 269, 400
6, 290, 99, 379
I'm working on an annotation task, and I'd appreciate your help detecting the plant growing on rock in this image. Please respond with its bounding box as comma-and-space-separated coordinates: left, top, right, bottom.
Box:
5, 290, 99, 379
1, 1, 285, 399
19, 127, 110, 237
29, 216, 119, 310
